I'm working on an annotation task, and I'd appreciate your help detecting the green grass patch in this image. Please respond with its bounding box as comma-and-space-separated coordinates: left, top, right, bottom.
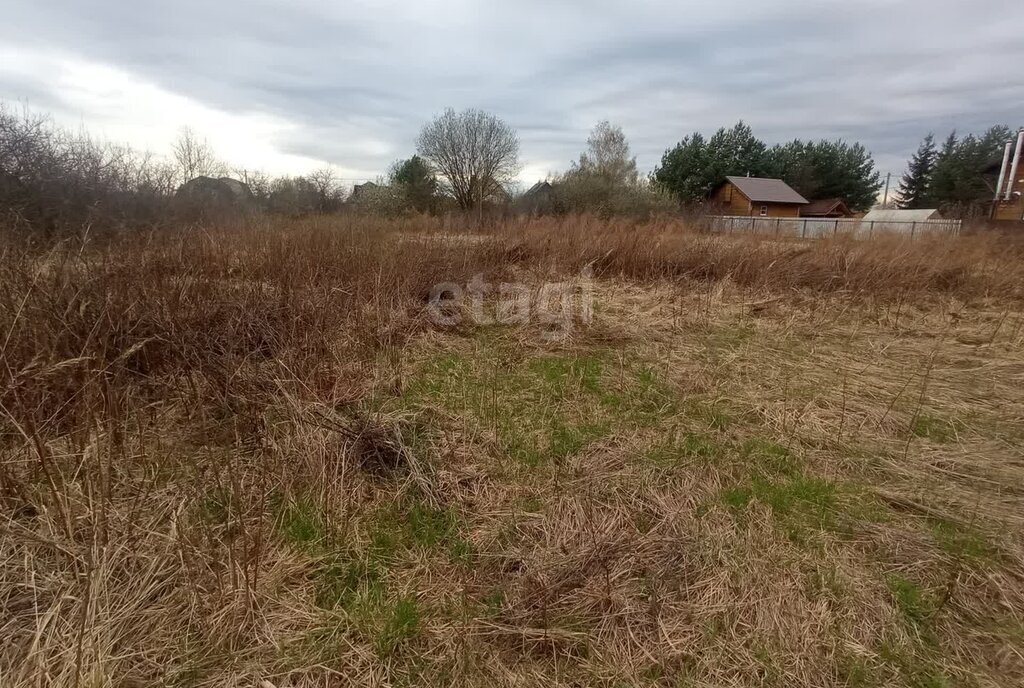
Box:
368, 497, 473, 566
375, 594, 421, 657
836, 654, 875, 688
392, 345, 679, 467
405, 500, 459, 548
887, 574, 936, 629
198, 487, 232, 526
722, 475, 838, 519
481, 588, 505, 617
720, 474, 843, 542
878, 640, 951, 688
911, 413, 962, 444
603, 365, 679, 423
929, 518, 996, 561
739, 438, 798, 475
645, 431, 723, 466
529, 355, 603, 395
721, 486, 753, 511
707, 322, 756, 354
500, 417, 611, 467
686, 399, 733, 432
549, 420, 610, 459
276, 496, 331, 550
314, 556, 386, 610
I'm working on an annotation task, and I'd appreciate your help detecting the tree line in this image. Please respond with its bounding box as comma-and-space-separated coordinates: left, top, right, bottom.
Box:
897, 126, 1018, 216
653, 121, 883, 211
1, 100, 1018, 233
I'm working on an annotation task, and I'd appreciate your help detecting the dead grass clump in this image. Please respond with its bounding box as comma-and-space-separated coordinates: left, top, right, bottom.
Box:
343, 414, 412, 476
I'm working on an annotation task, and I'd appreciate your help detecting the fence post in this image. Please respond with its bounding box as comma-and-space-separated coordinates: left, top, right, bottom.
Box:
911, 221, 917, 238
801, 220, 807, 239
776, 218, 780, 236
869, 221, 874, 238
834, 219, 839, 237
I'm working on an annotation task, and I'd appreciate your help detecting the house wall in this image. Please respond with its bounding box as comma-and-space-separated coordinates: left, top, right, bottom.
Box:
992, 172, 1024, 221
760, 203, 802, 218
711, 181, 803, 217
712, 182, 751, 215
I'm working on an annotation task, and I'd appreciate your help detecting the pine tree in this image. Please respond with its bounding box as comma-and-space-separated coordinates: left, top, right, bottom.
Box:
897, 133, 936, 209
763, 139, 882, 211
655, 122, 881, 210
924, 126, 1016, 215
926, 131, 959, 208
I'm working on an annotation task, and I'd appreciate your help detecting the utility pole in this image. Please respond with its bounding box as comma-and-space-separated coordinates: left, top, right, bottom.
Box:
882, 172, 891, 208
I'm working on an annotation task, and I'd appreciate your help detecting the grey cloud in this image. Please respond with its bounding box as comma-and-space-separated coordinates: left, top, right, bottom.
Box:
2, 0, 1022, 180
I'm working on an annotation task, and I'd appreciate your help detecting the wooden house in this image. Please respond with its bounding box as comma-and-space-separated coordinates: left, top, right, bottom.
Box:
991, 165, 1024, 222
991, 130, 1024, 222
518, 181, 557, 215
350, 181, 379, 200
711, 176, 808, 217
800, 198, 855, 218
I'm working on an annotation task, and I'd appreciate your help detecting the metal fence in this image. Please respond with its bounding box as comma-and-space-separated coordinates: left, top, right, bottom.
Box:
705, 216, 961, 239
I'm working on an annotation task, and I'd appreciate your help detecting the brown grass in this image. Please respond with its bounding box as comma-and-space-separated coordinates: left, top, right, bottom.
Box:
1, 215, 1023, 687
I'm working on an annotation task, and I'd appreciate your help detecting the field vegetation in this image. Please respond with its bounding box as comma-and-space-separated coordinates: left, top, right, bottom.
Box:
2, 216, 1024, 687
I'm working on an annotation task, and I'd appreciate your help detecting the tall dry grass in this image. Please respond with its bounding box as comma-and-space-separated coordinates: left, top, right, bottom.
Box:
1, 215, 1022, 686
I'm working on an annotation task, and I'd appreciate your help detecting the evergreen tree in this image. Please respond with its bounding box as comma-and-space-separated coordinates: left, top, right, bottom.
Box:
654, 121, 768, 202
388, 155, 438, 213
764, 140, 819, 198
656, 122, 881, 210
764, 139, 882, 211
653, 132, 710, 202
925, 126, 1014, 215
703, 121, 769, 183
926, 131, 959, 207
896, 133, 936, 209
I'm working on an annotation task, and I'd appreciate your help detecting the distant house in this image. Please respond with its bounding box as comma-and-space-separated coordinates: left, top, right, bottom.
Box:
861, 208, 944, 222
800, 198, 855, 218
518, 181, 557, 215
350, 181, 379, 201
175, 176, 254, 208
711, 176, 808, 217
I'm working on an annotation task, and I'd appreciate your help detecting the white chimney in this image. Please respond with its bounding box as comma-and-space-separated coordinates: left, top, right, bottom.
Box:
1005, 129, 1024, 202
994, 141, 1013, 201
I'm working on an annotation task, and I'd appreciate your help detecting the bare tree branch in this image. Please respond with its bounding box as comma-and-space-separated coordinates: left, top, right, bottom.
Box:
416, 109, 520, 211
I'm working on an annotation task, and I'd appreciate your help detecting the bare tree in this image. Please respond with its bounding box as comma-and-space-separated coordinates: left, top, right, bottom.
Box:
416, 108, 520, 211
307, 166, 345, 211
1, 103, 182, 231
234, 168, 272, 204
555, 121, 671, 218
571, 121, 639, 187
171, 127, 223, 183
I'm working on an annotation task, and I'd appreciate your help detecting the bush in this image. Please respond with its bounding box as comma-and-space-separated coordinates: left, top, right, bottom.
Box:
553, 173, 677, 219
0, 104, 177, 233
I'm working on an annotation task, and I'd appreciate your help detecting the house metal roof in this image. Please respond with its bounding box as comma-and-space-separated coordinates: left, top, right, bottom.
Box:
801, 198, 851, 216
524, 181, 553, 197
724, 176, 808, 205
862, 208, 943, 222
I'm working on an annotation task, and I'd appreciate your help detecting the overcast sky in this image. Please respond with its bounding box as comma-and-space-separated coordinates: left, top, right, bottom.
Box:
2, 1, 1022, 187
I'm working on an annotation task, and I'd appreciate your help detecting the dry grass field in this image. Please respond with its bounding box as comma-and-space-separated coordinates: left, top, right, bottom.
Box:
2, 216, 1024, 687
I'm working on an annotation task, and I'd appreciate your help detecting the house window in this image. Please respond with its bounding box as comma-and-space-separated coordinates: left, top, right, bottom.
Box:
759, 205, 768, 217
